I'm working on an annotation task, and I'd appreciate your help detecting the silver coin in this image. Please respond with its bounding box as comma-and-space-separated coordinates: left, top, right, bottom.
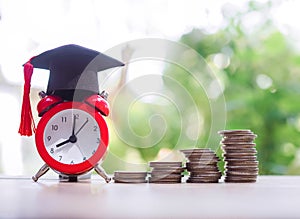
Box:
187, 158, 220, 163
186, 159, 219, 165
149, 161, 182, 168
224, 157, 257, 162
225, 168, 259, 173
186, 153, 219, 159
226, 171, 258, 177
148, 177, 182, 183
190, 170, 221, 175
180, 148, 213, 153
223, 148, 257, 154
150, 174, 182, 181
113, 178, 148, 183
190, 172, 222, 178
151, 168, 185, 175
225, 175, 257, 182
222, 139, 256, 144
114, 171, 148, 179
189, 174, 221, 179
225, 164, 258, 169
186, 178, 219, 183
222, 142, 256, 147
150, 172, 182, 177
223, 153, 257, 158
226, 160, 259, 166
218, 129, 253, 135
187, 167, 219, 173
222, 134, 257, 141
186, 162, 219, 168
224, 178, 257, 183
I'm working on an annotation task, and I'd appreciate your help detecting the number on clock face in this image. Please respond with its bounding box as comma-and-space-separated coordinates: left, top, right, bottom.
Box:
43, 109, 101, 165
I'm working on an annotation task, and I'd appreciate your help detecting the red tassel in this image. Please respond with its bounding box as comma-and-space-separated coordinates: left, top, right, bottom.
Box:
18, 57, 36, 136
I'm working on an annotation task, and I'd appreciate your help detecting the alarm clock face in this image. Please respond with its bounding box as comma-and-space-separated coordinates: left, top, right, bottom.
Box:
35, 102, 108, 175
44, 109, 100, 164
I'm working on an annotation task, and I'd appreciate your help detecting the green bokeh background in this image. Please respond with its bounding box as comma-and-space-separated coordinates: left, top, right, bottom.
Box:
103, 1, 300, 175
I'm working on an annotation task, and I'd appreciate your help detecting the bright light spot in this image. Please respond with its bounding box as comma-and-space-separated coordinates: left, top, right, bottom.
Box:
127, 60, 165, 95
156, 148, 183, 161
124, 148, 144, 165
256, 74, 273, 89
139, 94, 170, 105
271, 1, 300, 51
295, 116, 300, 132
213, 53, 230, 69
207, 79, 224, 99
271, 1, 300, 35
294, 149, 300, 166
240, 11, 265, 34
282, 142, 295, 156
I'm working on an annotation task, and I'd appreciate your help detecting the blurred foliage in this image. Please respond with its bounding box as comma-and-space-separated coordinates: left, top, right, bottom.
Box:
104, 0, 300, 175
172, 1, 300, 175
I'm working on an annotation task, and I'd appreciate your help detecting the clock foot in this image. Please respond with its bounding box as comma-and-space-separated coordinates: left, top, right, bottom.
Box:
32, 164, 50, 182
94, 165, 111, 183
59, 175, 78, 182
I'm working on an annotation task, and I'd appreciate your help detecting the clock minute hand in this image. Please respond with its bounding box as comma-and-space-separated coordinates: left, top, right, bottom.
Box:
72, 114, 76, 136
75, 118, 89, 136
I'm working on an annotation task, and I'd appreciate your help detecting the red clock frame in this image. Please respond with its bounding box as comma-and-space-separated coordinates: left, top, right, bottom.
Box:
35, 101, 109, 175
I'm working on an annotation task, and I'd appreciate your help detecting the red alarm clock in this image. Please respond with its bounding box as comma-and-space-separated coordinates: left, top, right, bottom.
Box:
33, 93, 110, 181
18, 44, 124, 182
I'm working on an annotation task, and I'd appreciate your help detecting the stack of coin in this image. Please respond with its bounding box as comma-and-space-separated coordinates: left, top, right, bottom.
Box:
113, 171, 148, 183
218, 129, 258, 183
180, 148, 221, 183
148, 161, 184, 183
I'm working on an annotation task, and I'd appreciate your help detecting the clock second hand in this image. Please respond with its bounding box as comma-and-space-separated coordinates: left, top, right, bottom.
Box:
56, 116, 88, 148
75, 118, 89, 136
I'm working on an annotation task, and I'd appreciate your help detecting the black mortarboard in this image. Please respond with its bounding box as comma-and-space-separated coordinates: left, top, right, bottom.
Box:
31, 44, 124, 100
19, 44, 124, 136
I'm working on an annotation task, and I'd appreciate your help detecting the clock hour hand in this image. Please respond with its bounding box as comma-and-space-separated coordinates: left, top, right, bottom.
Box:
56, 135, 77, 148
56, 139, 71, 148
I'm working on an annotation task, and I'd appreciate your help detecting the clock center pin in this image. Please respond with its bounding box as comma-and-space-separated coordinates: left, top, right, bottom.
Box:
69, 135, 77, 143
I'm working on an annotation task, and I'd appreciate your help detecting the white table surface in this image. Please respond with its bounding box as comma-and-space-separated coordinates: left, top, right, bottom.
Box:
0, 175, 299, 219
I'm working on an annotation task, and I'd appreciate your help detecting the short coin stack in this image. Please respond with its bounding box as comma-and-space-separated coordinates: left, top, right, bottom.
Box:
148, 161, 184, 184
180, 148, 221, 183
113, 171, 148, 183
218, 129, 258, 183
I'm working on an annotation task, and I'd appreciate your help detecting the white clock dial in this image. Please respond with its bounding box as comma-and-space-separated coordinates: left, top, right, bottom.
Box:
43, 109, 101, 165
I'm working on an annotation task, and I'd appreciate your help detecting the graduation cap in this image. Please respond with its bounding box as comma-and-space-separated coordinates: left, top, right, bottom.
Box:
19, 44, 124, 136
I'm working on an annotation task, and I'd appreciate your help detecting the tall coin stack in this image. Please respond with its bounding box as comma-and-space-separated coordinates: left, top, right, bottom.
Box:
113, 171, 148, 183
180, 149, 221, 183
218, 129, 258, 183
148, 162, 184, 184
